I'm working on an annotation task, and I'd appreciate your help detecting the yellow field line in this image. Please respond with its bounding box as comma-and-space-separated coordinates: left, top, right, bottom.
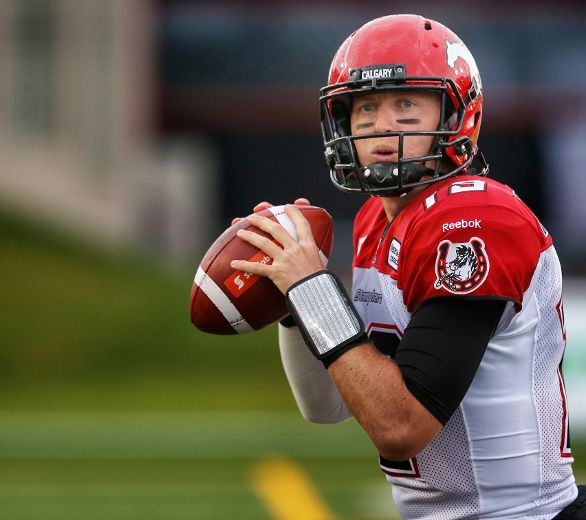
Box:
251, 456, 338, 520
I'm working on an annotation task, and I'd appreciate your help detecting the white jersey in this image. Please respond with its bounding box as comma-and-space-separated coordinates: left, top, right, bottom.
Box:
352, 176, 577, 519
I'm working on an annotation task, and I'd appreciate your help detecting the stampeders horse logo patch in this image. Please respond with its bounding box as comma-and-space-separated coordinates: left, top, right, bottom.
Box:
434, 237, 490, 294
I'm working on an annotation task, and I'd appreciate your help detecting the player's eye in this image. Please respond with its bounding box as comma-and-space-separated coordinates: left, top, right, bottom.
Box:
359, 103, 375, 113
400, 99, 414, 109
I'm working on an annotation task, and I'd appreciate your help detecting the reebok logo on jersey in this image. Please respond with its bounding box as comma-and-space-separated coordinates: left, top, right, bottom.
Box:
434, 237, 490, 294
442, 219, 481, 232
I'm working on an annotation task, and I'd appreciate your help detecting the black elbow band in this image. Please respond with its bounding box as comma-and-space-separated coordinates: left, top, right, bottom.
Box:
396, 298, 506, 424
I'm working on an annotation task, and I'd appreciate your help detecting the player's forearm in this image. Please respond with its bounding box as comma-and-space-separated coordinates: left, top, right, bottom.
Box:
327, 343, 441, 460
278, 323, 351, 424
281, 270, 439, 457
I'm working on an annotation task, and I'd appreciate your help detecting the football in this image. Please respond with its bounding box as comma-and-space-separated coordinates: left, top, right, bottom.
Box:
190, 205, 334, 334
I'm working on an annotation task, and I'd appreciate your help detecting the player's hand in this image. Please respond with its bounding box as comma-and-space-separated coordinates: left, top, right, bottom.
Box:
230, 204, 324, 294
230, 198, 310, 225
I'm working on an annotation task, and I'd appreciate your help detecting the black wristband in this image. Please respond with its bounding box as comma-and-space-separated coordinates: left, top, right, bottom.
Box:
286, 270, 366, 366
321, 332, 368, 367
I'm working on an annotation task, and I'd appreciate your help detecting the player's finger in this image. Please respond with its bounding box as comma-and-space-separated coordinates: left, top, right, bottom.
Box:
230, 259, 271, 277
231, 217, 243, 225
284, 205, 314, 244
293, 198, 311, 206
236, 228, 283, 258
247, 214, 296, 247
253, 201, 273, 213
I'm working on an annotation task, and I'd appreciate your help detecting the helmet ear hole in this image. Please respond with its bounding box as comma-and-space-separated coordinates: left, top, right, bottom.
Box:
474, 111, 481, 128
443, 96, 458, 130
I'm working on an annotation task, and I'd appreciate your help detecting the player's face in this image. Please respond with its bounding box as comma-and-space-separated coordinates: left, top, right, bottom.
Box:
350, 90, 441, 167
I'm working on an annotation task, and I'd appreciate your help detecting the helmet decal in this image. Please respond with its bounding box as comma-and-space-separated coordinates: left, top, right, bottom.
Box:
445, 40, 482, 90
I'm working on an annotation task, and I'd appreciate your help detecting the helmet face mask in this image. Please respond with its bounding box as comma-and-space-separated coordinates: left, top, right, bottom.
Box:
320, 15, 487, 196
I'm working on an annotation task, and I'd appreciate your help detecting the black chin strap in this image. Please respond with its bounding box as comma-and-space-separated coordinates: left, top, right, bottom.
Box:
359, 162, 435, 193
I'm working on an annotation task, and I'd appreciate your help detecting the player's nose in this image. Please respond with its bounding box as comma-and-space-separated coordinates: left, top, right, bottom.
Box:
372, 105, 399, 133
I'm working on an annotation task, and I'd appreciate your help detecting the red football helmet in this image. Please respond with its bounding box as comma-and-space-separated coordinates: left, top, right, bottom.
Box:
320, 14, 487, 195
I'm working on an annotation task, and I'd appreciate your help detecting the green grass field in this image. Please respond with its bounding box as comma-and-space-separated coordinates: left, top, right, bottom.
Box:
0, 411, 394, 519
1, 209, 584, 519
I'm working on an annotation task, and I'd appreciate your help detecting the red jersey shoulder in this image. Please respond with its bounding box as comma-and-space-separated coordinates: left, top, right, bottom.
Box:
414, 177, 542, 226
405, 176, 550, 247
396, 176, 552, 312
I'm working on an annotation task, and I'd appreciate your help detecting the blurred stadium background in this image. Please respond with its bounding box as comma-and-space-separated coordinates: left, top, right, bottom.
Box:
1, 0, 585, 518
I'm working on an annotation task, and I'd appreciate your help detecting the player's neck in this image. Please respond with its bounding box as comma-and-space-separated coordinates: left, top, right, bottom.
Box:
381, 187, 425, 222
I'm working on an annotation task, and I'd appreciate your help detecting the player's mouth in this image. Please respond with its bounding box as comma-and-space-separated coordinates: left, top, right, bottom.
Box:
370, 146, 398, 162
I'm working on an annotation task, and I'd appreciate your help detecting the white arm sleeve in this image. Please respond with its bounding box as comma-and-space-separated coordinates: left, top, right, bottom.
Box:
278, 323, 352, 424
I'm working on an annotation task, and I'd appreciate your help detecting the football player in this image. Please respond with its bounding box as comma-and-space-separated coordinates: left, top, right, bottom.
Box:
231, 14, 584, 519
